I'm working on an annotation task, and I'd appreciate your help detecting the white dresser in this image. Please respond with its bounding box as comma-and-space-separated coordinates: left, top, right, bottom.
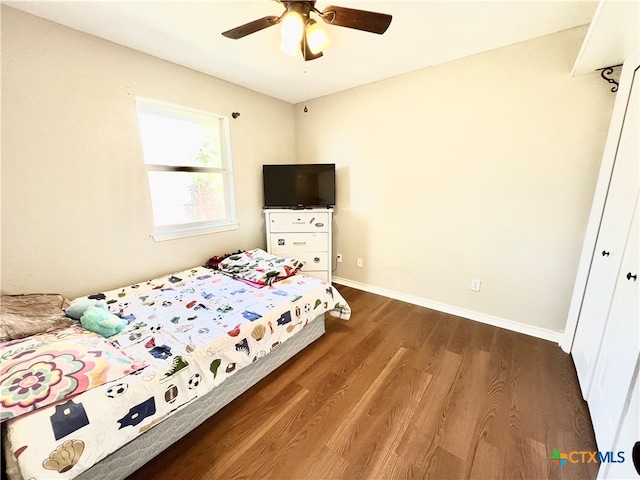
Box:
264, 208, 333, 283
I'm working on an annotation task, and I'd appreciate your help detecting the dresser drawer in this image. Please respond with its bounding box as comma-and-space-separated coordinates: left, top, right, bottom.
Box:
270, 232, 328, 252
301, 270, 330, 282
279, 251, 329, 271
268, 211, 329, 233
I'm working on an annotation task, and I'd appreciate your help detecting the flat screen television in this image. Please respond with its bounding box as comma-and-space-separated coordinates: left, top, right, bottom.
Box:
263, 163, 335, 209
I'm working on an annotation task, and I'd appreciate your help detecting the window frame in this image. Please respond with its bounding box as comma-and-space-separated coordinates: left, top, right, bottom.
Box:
135, 97, 238, 241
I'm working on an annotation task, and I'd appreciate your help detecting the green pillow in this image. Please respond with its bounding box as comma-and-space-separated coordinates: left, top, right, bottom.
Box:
65, 300, 108, 320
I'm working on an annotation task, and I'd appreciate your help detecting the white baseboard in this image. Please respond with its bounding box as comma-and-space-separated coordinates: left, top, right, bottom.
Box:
332, 276, 563, 344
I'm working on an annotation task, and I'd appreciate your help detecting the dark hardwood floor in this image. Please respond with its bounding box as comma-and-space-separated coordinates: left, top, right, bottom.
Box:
127, 286, 598, 480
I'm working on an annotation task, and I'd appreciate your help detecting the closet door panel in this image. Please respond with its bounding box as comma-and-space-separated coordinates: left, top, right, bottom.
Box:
588, 194, 639, 451
572, 67, 640, 398
595, 368, 639, 480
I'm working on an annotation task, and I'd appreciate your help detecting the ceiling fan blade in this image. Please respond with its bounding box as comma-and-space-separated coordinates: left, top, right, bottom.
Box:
321, 5, 392, 34
222, 16, 280, 39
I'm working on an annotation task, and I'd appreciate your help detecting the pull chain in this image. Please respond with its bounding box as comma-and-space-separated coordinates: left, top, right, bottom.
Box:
303, 69, 308, 113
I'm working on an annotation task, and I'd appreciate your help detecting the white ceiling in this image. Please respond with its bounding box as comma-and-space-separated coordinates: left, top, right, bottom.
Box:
6, 1, 601, 103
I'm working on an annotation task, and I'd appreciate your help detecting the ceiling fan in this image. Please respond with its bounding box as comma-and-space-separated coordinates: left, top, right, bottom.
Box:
222, 1, 392, 61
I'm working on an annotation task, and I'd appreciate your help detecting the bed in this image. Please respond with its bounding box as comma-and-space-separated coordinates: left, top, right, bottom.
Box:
1, 250, 350, 480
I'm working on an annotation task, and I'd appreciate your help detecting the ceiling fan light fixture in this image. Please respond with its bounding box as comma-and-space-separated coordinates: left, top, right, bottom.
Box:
280, 36, 301, 56
280, 9, 304, 42
305, 19, 328, 54
279, 6, 305, 56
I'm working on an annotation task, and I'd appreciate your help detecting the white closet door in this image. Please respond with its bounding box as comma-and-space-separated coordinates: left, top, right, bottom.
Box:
596, 366, 639, 479
572, 66, 640, 399
588, 193, 639, 451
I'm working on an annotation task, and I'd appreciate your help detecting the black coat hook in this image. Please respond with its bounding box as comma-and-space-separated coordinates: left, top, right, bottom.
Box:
231, 112, 240, 119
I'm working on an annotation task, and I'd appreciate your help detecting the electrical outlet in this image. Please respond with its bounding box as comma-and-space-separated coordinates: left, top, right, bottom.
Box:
471, 279, 481, 292
336, 253, 343, 263
357, 258, 363, 268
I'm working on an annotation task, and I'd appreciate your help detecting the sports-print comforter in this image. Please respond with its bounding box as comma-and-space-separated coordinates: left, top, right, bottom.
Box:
3, 267, 350, 480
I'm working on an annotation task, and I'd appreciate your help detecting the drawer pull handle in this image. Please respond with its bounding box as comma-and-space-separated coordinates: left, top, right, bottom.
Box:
293, 242, 306, 246
627, 272, 637, 281
314, 257, 320, 263
602, 250, 610, 257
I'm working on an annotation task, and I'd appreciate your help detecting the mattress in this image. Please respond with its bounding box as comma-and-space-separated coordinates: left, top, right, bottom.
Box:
3, 266, 349, 480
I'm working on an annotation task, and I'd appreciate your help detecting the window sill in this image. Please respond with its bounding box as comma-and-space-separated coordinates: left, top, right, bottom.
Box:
152, 223, 239, 242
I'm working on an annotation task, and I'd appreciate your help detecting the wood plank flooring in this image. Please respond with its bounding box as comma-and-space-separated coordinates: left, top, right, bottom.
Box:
126, 286, 598, 480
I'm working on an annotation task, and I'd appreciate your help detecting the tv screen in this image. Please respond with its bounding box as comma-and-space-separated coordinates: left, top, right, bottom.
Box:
263, 163, 335, 208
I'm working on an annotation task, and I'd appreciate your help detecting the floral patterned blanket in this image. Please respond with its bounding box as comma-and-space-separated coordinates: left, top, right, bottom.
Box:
1, 327, 145, 422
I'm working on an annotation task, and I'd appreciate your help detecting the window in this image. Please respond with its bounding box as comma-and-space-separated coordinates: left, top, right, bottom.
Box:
136, 97, 237, 241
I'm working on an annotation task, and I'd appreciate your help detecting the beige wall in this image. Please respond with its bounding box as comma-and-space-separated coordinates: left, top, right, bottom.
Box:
294, 26, 615, 333
1, 7, 295, 298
